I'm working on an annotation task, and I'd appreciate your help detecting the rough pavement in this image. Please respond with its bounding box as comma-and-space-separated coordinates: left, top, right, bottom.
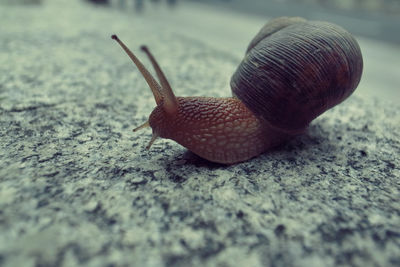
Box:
0, 1, 399, 266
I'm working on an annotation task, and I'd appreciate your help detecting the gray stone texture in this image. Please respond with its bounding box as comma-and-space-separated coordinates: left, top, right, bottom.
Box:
0, 1, 399, 267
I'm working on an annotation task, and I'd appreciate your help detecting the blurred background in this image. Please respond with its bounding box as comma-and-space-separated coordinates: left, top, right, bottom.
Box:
1, 0, 399, 105
83, 0, 400, 43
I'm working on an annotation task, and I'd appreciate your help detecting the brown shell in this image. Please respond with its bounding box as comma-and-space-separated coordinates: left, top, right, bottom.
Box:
230, 17, 363, 133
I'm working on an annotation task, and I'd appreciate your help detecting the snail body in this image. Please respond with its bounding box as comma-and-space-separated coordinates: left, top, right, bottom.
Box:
148, 96, 288, 164
111, 16, 363, 164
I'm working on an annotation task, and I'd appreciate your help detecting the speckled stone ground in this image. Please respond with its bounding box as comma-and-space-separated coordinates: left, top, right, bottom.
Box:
0, 1, 399, 267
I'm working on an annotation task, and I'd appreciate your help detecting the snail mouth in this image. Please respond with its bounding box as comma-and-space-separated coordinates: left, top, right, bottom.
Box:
146, 105, 172, 149
132, 120, 160, 150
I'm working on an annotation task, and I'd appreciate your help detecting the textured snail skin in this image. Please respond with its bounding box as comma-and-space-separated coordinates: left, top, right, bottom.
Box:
149, 97, 290, 164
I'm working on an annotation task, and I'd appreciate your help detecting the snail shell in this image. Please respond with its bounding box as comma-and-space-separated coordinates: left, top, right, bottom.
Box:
231, 17, 363, 134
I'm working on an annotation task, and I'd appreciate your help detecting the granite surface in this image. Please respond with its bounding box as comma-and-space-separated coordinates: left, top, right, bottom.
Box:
0, 1, 399, 267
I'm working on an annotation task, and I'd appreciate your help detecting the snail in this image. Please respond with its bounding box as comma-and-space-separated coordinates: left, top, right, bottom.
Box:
111, 16, 363, 164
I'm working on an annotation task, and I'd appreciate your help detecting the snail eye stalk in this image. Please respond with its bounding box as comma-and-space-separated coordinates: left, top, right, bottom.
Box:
111, 34, 163, 105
